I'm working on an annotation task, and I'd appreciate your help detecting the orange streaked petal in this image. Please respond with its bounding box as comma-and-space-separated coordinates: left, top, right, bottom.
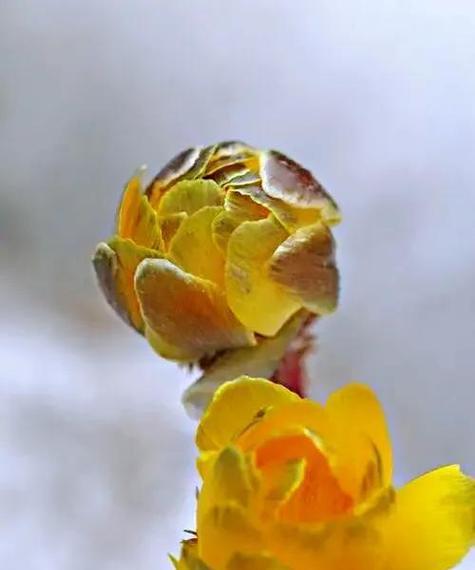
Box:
116, 173, 163, 250
255, 433, 353, 524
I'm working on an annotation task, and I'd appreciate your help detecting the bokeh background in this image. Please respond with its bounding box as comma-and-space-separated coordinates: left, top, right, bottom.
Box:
1, 1, 474, 568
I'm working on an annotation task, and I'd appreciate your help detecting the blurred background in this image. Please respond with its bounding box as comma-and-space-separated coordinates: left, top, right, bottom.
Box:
1, 1, 474, 568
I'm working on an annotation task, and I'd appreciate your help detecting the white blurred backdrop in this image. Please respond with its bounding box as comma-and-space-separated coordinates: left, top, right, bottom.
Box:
1, 1, 474, 568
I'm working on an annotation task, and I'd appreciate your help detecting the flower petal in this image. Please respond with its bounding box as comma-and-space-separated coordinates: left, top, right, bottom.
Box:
169, 206, 225, 286
267, 518, 382, 570
269, 222, 339, 315
325, 384, 392, 498
158, 212, 187, 251
198, 504, 262, 569
198, 446, 253, 535
260, 150, 340, 223
158, 179, 224, 217
212, 192, 268, 253
226, 216, 300, 336
227, 552, 288, 570
196, 376, 299, 453
135, 259, 255, 362
183, 311, 309, 418
92, 238, 161, 332
116, 173, 163, 250
255, 433, 353, 524
382, 465, 475, 570
147, 145, 217, 208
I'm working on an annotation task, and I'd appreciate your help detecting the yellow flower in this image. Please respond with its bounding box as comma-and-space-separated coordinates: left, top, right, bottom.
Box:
173, 377, 475, 570
93, 143, 340, 407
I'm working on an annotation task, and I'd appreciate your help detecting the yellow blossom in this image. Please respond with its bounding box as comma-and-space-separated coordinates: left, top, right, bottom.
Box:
173, 377, 475, 570
93, 143, 340, 407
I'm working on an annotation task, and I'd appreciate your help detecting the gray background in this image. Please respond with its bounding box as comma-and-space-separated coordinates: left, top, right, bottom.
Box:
1, 1, 474, 568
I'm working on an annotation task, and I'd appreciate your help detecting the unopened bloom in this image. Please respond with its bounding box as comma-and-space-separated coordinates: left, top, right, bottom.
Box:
173, 377, 475, 570
93, 142, 340, 407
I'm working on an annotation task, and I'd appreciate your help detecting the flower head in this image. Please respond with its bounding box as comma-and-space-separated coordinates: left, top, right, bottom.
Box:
93, 143, 340, 406
173, 377, 475, 570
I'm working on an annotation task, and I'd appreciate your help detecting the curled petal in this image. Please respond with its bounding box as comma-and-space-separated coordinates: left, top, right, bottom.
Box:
325, 384, 392, 498
147, 145, 217, 208
212, 192, 268, 253
116, 173, 163, 250
260, 150, 340, 224
196, 376, 299, 453
382, 465, 475, 570
92, 238, 161, 332
135, 259, 255, 362
269, 222, 339, 315
158, 179, 224, 217
169, 206, 225, 286
229, 184, 327, 233
255, 433, 353, 524
226, 216, 300, 336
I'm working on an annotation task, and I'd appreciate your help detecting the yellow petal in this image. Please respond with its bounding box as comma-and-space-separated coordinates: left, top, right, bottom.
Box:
147, 145, 217, 208
382, 465, 475, 570
227, 552, 288, 570
169, 206, 225, 286
158, 179, 224, 217
260, 150, 340, 224
197, 446, 253, 534
116, 173, 163, 250
212, 191, 268, 253
196, 376, 299, 453
158, 212, 187, 251
182, 311, 309, 418
325, 384, 392, 499
267, 519, 382, 570
92, 238, 161, 332
198, 504, 262, 569
228, 183, 332, 234
226, 216, 300, 336
269, 222, 339, 315
135, 259, 255, 362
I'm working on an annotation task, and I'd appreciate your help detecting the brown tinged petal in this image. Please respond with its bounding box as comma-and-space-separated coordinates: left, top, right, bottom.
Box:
269, 222, 339, 315
134, 258, 255, 362
92, 238, 162, 332
147, 145, 218, 208
260, 150, 340, 224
